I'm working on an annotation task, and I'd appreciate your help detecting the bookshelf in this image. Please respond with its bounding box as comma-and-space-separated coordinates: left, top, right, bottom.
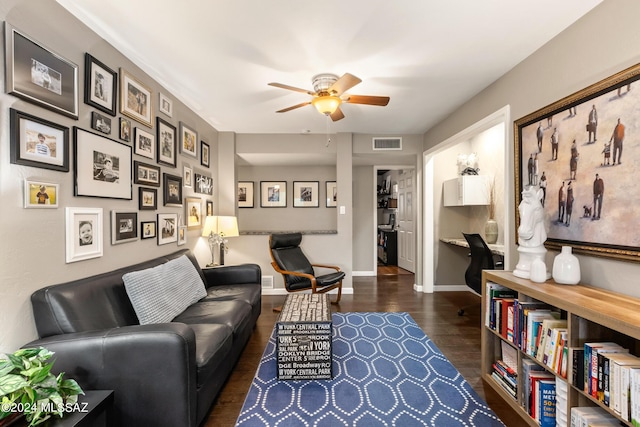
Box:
481, 270, 640, 426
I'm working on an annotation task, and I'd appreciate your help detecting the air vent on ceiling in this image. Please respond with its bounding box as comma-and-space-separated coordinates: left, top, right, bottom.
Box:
372, 137, 402, 151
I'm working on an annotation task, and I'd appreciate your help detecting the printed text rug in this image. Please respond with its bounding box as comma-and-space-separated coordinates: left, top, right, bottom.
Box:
236, 312, 504, 427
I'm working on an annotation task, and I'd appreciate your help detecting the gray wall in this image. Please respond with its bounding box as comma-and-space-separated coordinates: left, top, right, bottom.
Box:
424, 0, 640, 296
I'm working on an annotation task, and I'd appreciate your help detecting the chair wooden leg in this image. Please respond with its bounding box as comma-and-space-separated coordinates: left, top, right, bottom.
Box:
272, 306, 282, 313
331, 282, 343, 305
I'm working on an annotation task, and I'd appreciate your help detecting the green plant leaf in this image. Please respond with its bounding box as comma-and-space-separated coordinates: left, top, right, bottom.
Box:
0, 374, 29, 396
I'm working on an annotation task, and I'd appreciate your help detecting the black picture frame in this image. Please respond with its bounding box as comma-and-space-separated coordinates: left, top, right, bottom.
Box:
111, 210, 138, 244
138, 187, 157, 210
84, 53, 117, 116
157, 117, 177, 167
201, 141, 210, 167
326, 181, 337, 208
5, 23, 79, 119
238, 181, 254, 208
9, 108, 69, 172
141, 220, 156, 239
515, 62, 640, 262
163, 173, 183, 207
91, 111, 111, 135
293, 181, 319, 208
133, 161, 161, 187
260, 181, 287, 208
194, 172, 213, 195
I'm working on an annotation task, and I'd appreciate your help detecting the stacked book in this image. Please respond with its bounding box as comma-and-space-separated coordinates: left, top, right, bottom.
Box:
570, 406, 620, 426
491, 359, 517, 398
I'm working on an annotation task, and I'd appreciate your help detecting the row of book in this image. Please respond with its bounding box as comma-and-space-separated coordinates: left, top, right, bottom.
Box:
570, 406, 621, 426
521, 358, 556, 427
491, 359, 517, 398
486, 282, 568, 378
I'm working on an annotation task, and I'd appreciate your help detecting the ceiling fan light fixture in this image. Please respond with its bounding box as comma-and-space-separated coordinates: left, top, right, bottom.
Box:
312, 95, 341, 115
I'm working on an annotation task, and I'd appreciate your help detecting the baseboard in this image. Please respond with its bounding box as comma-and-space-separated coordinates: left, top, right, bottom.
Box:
352, 270, 376, 276
434, 285, 471, 292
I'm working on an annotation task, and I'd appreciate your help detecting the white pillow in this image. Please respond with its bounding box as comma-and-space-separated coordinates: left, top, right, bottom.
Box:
123, 255, 207, 325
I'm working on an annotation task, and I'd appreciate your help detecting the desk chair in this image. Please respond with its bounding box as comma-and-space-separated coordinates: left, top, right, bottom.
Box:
458, 232, 504, 316
269, 233, 344, 312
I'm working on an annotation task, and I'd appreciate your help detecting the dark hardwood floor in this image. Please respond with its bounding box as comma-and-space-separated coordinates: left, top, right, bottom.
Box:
203, 267, 521, 426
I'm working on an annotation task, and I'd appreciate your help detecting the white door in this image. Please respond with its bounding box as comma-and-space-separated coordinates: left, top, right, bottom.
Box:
397, 169, 415, 272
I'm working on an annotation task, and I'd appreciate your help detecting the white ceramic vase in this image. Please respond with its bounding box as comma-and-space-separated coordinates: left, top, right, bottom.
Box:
552, 246, 580, 285
485, 219, 498, 244
529, 257, 548, 283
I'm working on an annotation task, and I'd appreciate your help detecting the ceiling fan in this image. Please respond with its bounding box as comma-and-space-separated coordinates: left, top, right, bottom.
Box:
268, 73, 390, 121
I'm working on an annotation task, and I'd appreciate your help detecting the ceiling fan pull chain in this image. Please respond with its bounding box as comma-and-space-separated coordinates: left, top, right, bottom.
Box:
325, 114, 331, 147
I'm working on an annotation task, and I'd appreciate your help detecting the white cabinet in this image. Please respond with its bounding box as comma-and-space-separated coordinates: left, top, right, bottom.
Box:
442, 175, 489, 206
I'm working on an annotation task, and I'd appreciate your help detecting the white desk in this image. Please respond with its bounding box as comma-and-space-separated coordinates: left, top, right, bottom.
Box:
440, 237, 505, 256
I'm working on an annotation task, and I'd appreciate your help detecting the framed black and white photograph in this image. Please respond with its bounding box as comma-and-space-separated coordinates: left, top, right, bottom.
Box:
163, 173, 183, 207
24, 179, 58, 208
84, 53, 116, 116
157, 213, 178, 245
206, 200, 213, 216
133, 160, 160, 187
326, 181, 337, 208
120, 68, 152, 127
179, 122, 197, 158
238, 181, 254, 208
157, 117, 177, 167
111, 210, 138, 245
177, 225, 187, 246
159, 92, 172, 117
260, 181, 287, 208
141, 220, 156, 240
186, 197, 202, 230
194, 172, 213, 195
10, 108, 69, 172
91, 111, 111, 135
138, 186, 157, 210
201, 141, 210, 167
119, 117, 131, 142
74, 127, 132, 199
134, 127, 155, 159
183, 165, 193, 188
5, 24, 78, 119
65, 207, 103, 263
293, 181, 319, 208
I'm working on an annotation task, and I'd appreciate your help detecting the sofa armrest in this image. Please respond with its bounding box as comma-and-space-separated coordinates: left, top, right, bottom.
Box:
202, 263, 261, 288
24, 323, 197, 427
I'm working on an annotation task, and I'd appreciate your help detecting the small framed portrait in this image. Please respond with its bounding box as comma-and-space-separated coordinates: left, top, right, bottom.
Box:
138, 187, 157, 210
119, 68, 152, 127
260, 181, 287, 208
157, 213, 178, 245
5, 24, 78, 119
201, 141, 210, 167
84, 53, 117, 116
238, 181, 254, 208
133, 160, 161, 187
65, 207, 103, 263
141, 220, 156, 240
159, 92, 172, 117
326, 181, 337, 208
74, 128, 132, 200
10, 108, 69, 172
206, 200, 213, 216
186, 197, 202, 230
119, 117, 131, 142
194, 172, 213, 195
134, 127, 155, 159
177, 225, 187, 246
183, 165, 193, 188
24, 179, 58, 208
163, 173, 183, 207
111, 211, 138, 245
179, 122, 197, 158
157, 117, 177, 167
91, 111, 111, 135
293, 181, 319, 208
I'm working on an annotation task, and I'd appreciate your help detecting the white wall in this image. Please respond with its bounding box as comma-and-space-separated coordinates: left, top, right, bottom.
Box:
424, 0, 640, 296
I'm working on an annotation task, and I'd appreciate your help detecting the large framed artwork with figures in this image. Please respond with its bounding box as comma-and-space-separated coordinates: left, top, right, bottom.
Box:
515, 63, 640, 262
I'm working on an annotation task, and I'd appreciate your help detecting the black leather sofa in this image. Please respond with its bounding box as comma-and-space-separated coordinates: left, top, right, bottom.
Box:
26, 249, 261, 427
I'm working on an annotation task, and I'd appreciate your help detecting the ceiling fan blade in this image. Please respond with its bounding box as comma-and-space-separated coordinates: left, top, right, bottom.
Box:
268, 82, 316, 96
344, 94, 390, 106
328, 73, 362, 96
330, 107, 345, 122
276, 101, 311, 113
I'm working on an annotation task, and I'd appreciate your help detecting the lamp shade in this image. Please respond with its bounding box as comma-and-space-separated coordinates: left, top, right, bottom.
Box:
217, 216, 239, 238
312, 96, 341, 115
202, 215, 219, 237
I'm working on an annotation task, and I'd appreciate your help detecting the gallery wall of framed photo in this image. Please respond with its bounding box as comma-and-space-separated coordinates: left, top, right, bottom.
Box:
2, 13, 219, 271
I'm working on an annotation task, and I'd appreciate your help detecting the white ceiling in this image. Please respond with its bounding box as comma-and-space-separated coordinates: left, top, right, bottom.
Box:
57, 0, 601, 136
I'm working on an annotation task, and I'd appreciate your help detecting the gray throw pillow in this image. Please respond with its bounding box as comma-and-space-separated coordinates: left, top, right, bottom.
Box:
123, 255, 207, 325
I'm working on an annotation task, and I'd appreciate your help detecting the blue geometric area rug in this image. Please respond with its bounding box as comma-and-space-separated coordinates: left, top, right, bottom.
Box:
236, 312, 504, 427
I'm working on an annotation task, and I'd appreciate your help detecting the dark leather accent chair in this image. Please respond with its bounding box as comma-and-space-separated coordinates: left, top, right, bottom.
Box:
269, 233, 344, 307
458, 232, 504, 316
